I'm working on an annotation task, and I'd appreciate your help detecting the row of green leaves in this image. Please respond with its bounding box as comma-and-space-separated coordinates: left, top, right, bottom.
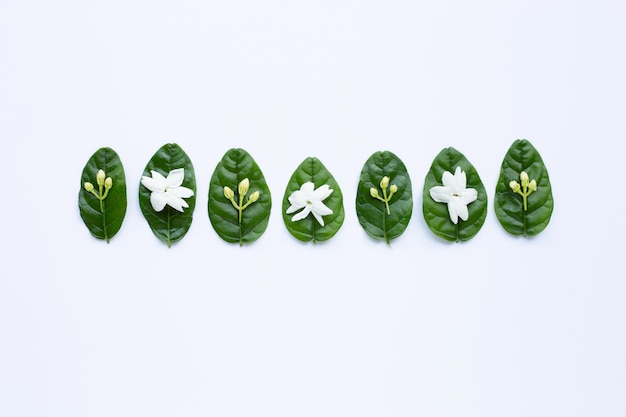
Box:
78, 140, 553, 246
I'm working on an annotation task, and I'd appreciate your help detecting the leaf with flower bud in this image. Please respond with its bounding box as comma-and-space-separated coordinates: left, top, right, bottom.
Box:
208, 148, 272, 245
356, 151, 412, 244
495, 139, 553, 236
78, 147, 127, 243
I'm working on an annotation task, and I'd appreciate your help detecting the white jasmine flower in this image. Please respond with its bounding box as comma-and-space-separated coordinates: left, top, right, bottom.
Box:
141, 168, 194, 212
429, 166, 478, 224
286, 181, 334, 226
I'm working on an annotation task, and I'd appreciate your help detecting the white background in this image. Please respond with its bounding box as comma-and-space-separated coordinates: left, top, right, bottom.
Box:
1, 0, 625, 416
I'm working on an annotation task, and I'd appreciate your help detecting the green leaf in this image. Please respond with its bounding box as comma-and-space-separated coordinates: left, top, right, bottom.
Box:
494, 139, 554, 236
208, 148, 272, 245
78, 147, 127, 243
355, 151, 413, 244
139, 143, 196, 247
422, 147, 487, 242
282, 157, 344, 243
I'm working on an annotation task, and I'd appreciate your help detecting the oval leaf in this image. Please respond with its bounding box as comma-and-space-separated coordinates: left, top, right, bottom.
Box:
422, 147, 487, 242
78, 147, 127, 242
494, 139, 554, 236
356, 150, 413, 244
282, 157, 344, 243
139, 143, 196, 247
208, 148, 272, 245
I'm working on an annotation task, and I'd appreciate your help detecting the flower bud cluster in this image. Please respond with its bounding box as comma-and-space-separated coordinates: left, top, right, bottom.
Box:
224, 178, 261, 224
84, 169, 113, 213
370, 175, 399, 215
509, 171, 537, 211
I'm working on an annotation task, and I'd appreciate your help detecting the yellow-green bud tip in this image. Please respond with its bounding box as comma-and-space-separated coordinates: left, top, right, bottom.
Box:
248, 190, 260, 203
370, 188, 379, 198
520, 171, 529, 187
380, 176, 390, 189
529, 179, 537, 191
224, 186, 234, 199
238, 178, 250, 196
96, 169, 106, 186
389, 184, 398, 193
84, 182, 94, 192
104, 177, 113, 190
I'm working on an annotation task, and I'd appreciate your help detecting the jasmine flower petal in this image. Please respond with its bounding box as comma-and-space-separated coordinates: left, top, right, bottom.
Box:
311, 210, 325, 226
150, 192, 168, 212
287, 192, 307, 210
291, 206, 311, 222
450, 198, 469, 223
313, 184, 333, 201
165, 194, 188, 212
459, 188, 478, 205
286, 203, 301, 214
167, 185, 194, 199
429, 186, 453, 203
166, 168, 185, 188
300, 182, 315, 194
447, 200, 459, 224
141, 171, 166, 192
311, 200, 333, 216
441, 170, 456, 189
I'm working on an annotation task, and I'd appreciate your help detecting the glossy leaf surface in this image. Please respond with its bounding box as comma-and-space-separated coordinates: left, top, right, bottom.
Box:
422, 147, 487, 242
356, 151, 413, 243
282, 157, 344, 243
495, 139, 554, 236
208, 148, 272, 245
78, 147, 127, 242
139, 143, 196, 247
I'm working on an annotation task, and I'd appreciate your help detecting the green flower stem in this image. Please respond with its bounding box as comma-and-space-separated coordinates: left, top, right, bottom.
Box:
238, 194, 244, 223
98, 183, 110, 212
381, 186, 391, 215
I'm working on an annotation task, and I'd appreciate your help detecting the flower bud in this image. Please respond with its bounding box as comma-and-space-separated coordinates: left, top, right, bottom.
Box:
509, 180, 520, 192
370, 188, 379, 198
380, 176, 390, 189
104, 177, 113, 190
96, 169, 106, 186
223, 186, 234, 200
238, 178, 250, 196
520, 171, 529, 187
84, 182, 94, 192
389, 184, 398, 194
529, 179, 537, 192
248, 190, 260, 203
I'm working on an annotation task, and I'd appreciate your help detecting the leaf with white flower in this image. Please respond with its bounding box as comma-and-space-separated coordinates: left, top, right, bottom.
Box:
422, 147, 487, 242
286, 182, 334, 226
141, 168, 194, 212
429, 166, 477, 224
282, 157, 344, 243
139, 143, 196, 247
